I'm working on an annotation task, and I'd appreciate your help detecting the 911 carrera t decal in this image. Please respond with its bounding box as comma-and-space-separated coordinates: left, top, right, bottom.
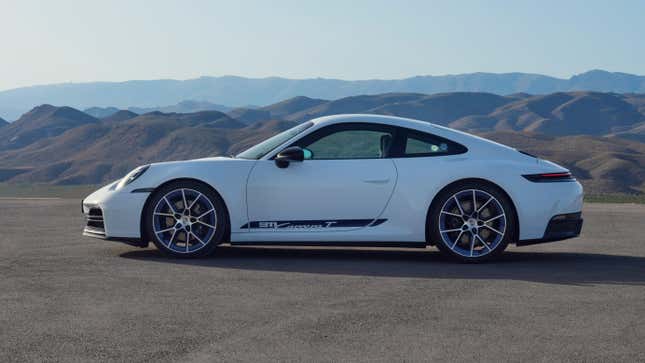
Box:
241, 219, 386, 230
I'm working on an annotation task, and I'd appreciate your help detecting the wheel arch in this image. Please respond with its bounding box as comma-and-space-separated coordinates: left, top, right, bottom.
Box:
139, 177, 231, 245
425, 177, 519, 245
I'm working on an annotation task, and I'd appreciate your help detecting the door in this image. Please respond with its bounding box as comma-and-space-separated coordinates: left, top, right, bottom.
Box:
245, 123, 398, 233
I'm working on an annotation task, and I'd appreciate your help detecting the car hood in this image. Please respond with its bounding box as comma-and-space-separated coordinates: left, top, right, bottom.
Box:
149, 156, 235, 167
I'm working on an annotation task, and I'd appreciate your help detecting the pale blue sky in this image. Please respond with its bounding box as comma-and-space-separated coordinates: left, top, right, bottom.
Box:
1, 0, 644, 91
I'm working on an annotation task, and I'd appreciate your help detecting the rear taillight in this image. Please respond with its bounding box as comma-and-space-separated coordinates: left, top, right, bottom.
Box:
522, 172, 575, 182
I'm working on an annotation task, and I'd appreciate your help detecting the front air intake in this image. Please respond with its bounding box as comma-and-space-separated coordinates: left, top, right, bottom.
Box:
84, 207, 106, 237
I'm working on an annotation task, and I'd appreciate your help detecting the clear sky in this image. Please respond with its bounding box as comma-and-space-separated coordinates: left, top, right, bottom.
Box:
1, 0, 644, 91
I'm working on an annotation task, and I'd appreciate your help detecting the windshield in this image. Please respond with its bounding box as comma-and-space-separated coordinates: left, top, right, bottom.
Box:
236, 122, 314, 160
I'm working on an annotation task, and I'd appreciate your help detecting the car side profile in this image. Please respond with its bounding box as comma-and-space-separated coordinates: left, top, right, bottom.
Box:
82, 114, 583, 262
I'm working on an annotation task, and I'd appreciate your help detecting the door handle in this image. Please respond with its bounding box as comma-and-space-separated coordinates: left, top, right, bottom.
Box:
362, 178, 390, 184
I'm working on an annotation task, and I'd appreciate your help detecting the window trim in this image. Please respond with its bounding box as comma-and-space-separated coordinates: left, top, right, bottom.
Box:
269, 122, 468, 161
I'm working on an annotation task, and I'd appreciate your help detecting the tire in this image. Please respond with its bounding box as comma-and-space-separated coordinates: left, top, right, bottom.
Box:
428, 180, 516, 262
143, 180, 229, 258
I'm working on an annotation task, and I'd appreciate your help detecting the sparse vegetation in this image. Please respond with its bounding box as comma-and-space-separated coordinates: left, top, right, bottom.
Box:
584, 193, 645, 204
0, 183, 99, 199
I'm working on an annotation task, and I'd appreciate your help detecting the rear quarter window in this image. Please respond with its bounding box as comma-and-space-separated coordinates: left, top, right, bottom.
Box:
401, 129, 467, 157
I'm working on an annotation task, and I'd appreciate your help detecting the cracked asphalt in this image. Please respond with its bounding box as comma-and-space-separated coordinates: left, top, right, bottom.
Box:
1, 199, 644, 362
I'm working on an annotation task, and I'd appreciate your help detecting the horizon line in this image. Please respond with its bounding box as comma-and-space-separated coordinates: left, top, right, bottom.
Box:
1, 69, 641, 93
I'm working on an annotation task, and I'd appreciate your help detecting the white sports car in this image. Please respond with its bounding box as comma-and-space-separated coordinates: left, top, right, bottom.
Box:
82, 114, 583, 262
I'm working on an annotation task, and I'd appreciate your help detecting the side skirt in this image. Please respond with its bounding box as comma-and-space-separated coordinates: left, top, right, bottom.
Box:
229, 241, 427, 248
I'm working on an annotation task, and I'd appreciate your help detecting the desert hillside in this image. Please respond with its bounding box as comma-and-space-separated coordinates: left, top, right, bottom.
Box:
1, 91, 644, 194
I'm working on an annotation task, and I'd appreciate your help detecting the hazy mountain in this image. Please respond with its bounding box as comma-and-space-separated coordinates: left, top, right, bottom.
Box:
2, 70, 645, 120
0, 105, 98, 151
568, 70, 645, 92
625, 93, 645, 114
225, 108, 271, 124
0, 117, 7, 127
259, 96, 328, 119
257, 92, 645, 137
0, 110, 283, 184
100, 110, 138, 123
1, 92, 645, 194
84, 101, 232, 120
450, 92, 645, 135
285, 93, 513, 124
84, 106, 120, 118
128, 100, 232, 115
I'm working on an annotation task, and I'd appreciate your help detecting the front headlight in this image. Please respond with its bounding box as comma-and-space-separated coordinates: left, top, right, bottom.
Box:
116, 165, 150, 189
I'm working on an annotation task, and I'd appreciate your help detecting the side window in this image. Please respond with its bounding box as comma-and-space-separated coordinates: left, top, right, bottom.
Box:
403, 130, 467, 157
297, 124, 395, 160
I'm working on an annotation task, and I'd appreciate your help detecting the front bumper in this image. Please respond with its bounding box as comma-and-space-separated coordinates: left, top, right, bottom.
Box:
82, 202, 146, 246
81, 181, 150, 245
82, 203, 107, 238
517, 212, 583, 246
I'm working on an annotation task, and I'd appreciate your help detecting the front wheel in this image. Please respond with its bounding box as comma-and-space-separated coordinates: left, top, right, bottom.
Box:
428, 181, 516, 262
143, 180, 228, 258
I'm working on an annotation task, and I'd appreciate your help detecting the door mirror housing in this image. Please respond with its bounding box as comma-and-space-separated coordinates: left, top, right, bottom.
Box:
275, 146, 305, 168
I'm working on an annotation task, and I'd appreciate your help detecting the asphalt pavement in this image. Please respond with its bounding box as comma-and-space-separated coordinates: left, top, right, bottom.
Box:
1, 199, 644, 362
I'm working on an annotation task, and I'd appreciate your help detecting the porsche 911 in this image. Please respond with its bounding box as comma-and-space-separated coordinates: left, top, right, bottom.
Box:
82, 114, 583, 262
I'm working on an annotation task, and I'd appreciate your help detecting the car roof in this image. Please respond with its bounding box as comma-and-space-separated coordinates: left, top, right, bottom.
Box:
309, 114, 438, 132
304, 113, 521, 158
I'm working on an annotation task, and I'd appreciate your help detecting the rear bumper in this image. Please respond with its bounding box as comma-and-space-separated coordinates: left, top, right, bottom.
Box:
517, 212, 583, 246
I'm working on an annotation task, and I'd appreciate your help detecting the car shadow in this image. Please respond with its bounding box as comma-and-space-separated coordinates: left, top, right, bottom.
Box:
120, 245, 645, 286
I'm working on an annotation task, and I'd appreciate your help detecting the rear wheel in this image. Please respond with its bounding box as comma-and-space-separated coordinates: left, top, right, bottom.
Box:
143, 180, 228, 258
428, 181, 516, 262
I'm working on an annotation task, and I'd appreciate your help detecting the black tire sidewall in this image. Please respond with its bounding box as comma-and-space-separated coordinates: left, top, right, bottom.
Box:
143, 180, 228, 258
429, 180, 516, 263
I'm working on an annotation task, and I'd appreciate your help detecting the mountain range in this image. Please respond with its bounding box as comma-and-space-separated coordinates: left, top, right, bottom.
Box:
0, 91, 644, 195
2, 70, 645, 120
84, 100, 232, 119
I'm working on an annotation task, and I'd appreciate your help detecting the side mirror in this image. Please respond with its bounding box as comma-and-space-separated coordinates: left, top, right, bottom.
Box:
275, 146, 305, 168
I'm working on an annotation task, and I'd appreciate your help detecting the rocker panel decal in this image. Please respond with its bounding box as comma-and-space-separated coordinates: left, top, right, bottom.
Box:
241, 219, 386, 230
